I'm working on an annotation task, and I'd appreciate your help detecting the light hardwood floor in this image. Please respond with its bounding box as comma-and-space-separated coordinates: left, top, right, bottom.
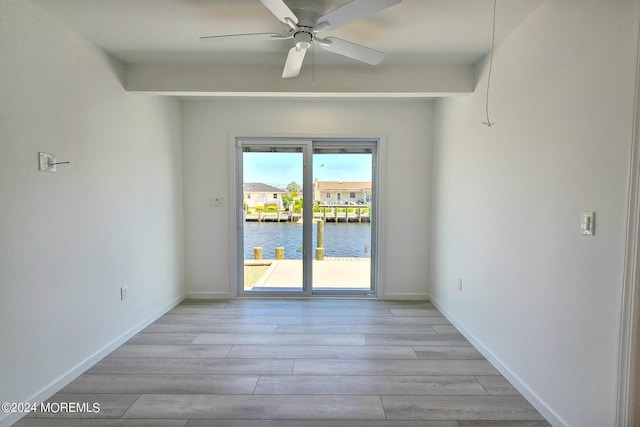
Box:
16, 299, 550, 426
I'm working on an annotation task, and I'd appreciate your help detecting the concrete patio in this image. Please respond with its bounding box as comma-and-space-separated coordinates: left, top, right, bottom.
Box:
246, 257, 371, 290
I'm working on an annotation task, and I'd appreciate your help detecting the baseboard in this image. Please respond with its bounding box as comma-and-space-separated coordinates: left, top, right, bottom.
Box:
187, 291, 427, 301
380, 292, 431, 300
0, 294, 185, 427
430, 296, 567, 427
186, 291, 234, 299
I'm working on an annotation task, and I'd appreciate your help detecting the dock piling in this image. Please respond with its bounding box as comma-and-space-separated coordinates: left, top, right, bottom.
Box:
316, 220, 325, 260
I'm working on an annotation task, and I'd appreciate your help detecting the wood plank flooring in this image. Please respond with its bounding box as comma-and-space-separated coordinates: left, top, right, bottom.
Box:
16, 299, 550, 427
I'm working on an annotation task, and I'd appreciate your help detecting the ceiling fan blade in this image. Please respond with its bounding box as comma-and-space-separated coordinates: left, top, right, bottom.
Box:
282, 46, 307, 78
200, 33, 286, 41
319, 37, 385, 65
260, 0, 298, 25
316, 0, 401, 31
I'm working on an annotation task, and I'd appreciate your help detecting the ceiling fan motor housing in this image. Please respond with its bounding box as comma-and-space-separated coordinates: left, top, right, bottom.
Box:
293, 30, 313, 49
288, 0, 324, 27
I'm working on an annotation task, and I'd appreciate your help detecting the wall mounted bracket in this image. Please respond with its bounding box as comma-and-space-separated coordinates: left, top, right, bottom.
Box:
38, 152, 70, 172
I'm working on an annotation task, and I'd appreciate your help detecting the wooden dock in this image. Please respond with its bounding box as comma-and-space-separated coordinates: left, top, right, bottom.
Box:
245, 204, 370, 223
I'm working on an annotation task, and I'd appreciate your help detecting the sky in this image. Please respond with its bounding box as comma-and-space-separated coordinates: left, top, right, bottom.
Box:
243, 153, 372, 189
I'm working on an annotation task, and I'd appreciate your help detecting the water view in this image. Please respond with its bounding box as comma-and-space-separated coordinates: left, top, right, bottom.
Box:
244, 222, 371, 260
241, 149, 374, 291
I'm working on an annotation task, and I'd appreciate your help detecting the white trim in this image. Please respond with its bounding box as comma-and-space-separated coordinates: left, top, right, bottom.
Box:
230, 131, 240, 298
186, 291, 233, 299
0, 294, 185, 427
380, 292, 430, 301
430, 296, 567, 427
132, 91, 471, 98
374, 134, 387, 299
616, 14, 640, 427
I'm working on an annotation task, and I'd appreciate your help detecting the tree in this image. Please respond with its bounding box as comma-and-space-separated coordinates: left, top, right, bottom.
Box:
286, 181, 301, 197
283, 181, 300, 211
282, 194, 293, 210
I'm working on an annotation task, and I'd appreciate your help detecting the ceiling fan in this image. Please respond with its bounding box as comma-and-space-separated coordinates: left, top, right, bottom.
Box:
200, 0, 402, 78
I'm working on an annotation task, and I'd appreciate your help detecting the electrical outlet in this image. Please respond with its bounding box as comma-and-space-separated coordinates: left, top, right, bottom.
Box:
120, 286, 127, 301
457, 279, 463, 292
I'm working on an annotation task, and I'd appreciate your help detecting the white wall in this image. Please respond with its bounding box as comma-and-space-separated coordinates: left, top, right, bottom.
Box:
430, 1, 639, 426
0, 2, 185, 424
182, 98, 433, 299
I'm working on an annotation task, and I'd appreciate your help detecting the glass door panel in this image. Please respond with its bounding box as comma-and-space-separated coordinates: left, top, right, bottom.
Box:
237, 139, 376, 296
311, 150, 374, 293
241, 148, 305, 293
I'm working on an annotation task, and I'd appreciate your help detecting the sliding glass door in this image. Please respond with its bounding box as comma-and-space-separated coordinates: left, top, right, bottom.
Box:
238, 142, 310, 294
236, 138, 377, 297
311, 143, 374, 294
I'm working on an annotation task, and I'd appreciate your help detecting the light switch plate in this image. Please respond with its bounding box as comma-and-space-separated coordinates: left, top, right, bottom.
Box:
581, 211, 595, 235
38, 152, 56, 172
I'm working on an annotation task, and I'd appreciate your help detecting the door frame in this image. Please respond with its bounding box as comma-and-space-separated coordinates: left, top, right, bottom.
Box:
231, 134, 381, 298
616, 21, 640, 426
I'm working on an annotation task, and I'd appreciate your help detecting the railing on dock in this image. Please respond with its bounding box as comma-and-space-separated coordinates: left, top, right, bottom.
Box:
314, 204, 370, 223
244, 204, 370, 223
244, 210, 292, 223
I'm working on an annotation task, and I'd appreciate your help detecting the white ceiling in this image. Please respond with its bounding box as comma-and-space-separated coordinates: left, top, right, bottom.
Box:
31, 0, 544, 67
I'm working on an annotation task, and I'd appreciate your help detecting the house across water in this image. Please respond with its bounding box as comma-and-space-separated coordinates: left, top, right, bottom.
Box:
314, 180, 371, 205
243, 183, 286, 210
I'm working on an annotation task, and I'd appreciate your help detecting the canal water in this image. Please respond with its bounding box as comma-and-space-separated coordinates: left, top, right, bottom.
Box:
244, 222, 371, 260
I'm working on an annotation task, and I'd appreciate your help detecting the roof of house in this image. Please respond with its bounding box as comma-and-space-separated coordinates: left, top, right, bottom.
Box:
243, 183, 286, 193
316, 181, 372, 191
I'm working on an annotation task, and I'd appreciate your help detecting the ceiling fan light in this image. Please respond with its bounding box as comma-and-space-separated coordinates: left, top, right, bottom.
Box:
293, 30, 312, 50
